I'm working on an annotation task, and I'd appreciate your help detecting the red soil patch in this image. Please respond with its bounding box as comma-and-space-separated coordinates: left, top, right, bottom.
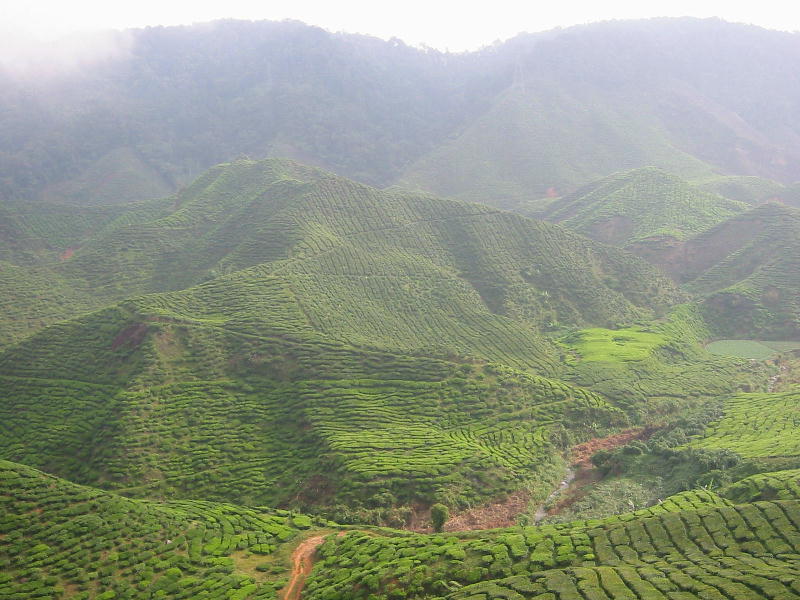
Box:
59, 247, 78, 260
546, 186, 559, 198
111, 323, 149, 350
541, 427, 661, 519
570, 427, 654, 468
443, 491, 530, 532
281, 535, 326, 600
407, 491, 530, 533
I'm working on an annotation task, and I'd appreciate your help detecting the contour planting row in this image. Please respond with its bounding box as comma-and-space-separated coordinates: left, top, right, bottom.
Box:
0, 362, 624, 516
305, 492, 800, 599
0, 460, 316, 600
689, 390, 800, 459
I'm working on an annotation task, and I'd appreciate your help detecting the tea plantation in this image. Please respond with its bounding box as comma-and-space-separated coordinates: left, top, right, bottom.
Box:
1, 157, 799, 598
536, 167, 746, 247
0, 460, 318, 600
304, 489, 800, 599
689, 390, 800, 459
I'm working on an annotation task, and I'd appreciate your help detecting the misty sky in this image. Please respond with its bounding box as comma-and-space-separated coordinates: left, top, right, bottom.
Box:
4, 0, 800, 51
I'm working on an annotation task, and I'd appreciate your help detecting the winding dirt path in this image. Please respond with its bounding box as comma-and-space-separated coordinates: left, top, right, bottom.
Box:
281, 535, 326, 600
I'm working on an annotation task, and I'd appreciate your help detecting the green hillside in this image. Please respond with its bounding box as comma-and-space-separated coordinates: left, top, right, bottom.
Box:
0, 196, 171, 266
0, 459, 319, 600
0, 293, 625, 520
5, 20, 800, 207
5, 17, 800, 600
722, 468, 800, 503
532, 167, 746, 248
13, 457, 800, 600
304, 490, 800, 599
398, 88, 715, 208
688, 389, 800, 459
653, 203, 800, 339
696, 175, 787, 205
1, 159, 764, 524
0, 158, 682, 350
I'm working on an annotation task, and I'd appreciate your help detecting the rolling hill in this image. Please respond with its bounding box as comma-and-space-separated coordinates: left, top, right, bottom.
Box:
0, 158, 715, 522
0, 158, 682, 349
654, 202, 800, 338
10, 457, 800, 600
4, 16, 800, 600
529, 168, 800, 340
529, 167, 746, 248
0, 459, 318, 600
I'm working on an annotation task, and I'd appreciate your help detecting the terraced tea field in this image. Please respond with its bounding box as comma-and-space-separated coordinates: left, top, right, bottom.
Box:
722, 469, 800, 503
305, 490, 800, 599
0, 460, 318, 600
0, 356, 625, 518
689, 390, 800, 458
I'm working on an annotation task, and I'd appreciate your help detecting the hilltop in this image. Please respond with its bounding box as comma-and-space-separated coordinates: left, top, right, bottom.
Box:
530, 167, 746, 248
528, 168, 800, 340
0, 158, 680, 349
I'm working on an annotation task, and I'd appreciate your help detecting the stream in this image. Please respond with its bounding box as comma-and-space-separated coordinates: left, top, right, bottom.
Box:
534, 467, 576, 523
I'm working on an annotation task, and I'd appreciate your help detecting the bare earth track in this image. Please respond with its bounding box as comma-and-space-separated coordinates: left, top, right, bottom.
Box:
281, 535, 327, 600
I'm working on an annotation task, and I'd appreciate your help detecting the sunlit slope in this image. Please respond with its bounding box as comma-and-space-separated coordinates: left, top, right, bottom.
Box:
688, 390, 800, 459
11, 458, 800, 600
534, 167, 746, 247
304, 489, 800, 599
0, 298, 626, 516
4, 158, 681, 347
0, 459, 315, 600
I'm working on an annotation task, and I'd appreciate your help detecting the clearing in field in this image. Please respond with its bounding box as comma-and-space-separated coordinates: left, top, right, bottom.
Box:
563, 327, 664, 362
705, 339, 800, 359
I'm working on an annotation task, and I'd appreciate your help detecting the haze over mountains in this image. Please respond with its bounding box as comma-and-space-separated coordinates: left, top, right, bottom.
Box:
3, 17, 800, 208
2, 15, 800, 600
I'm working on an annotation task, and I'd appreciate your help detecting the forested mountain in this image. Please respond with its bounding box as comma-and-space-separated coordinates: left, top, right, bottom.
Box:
3, 18, 800, 207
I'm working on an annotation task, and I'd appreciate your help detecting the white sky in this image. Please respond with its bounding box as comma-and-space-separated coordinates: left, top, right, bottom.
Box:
3, 0, 800, 51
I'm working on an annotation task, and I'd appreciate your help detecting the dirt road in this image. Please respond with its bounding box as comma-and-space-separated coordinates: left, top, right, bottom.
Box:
281, 535, 326, 600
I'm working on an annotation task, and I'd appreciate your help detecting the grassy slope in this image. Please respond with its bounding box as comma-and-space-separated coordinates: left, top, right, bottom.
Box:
0, 286, 628, 517
560, 305, 766, 415
532, 167, 747, 247
688, 389, 800, 459
0, 196, 172, 348
696, 174, 786, 205
13, 455, 800, 600
0, 159, 766, 519
536, 168, 800, 340
0, 459, 319, 600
